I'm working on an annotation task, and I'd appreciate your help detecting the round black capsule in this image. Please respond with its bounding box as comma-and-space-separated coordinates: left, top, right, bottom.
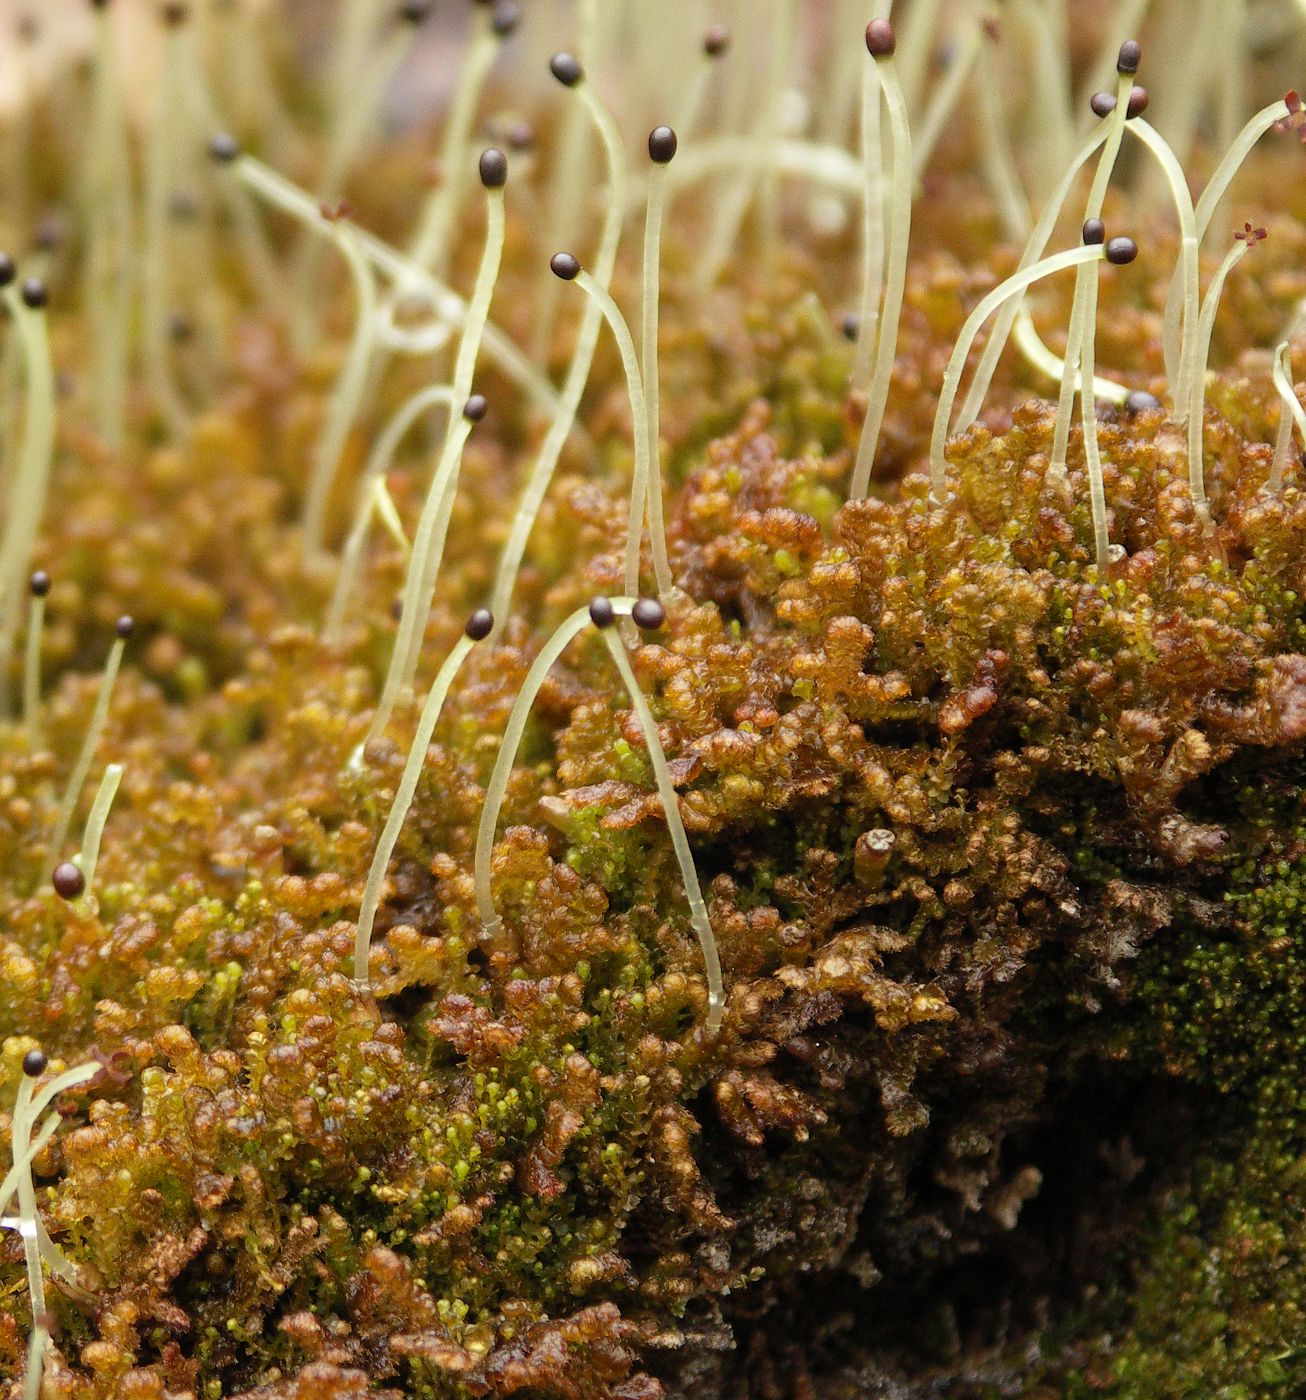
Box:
631, 598, 666, 631
505, 120, 535, 152
648, 126, 678, 164
1117, 39, 1141, 75
208, 132, 240, 163
840, 313, 860, 342
34, 216, 63, 253
1124, 390, 1162, 416
0, 254, 15, 288
1090, 91, 1116, 119
491, 0, 520, 37
20, 279, 47, 310
479, 148, 508, 189
1127, 85, 1149, 119
703, 24, 729, 58
588, 596, 616, 629
550, 252, 581, 281
52, 861, 85, 900
465, 608, 494, 641
1105, 236, 1139, 265
22, 1048, 47, 1077
1082, 218, 1106, 246
550, 52, 584, 87
29, 570, 50, 597
865, 19, 896, 57
464, 394, 488, 423
115, 615, 135, 639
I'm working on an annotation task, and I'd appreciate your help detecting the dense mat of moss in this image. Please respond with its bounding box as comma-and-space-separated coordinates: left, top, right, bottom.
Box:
6, 9, 1306, 1398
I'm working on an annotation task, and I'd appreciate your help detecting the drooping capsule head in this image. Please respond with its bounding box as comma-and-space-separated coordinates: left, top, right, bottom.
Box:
208, 132, 241, 164
465, 608, 494, 642
589, 596, 616, 629
116, 615, 135, 639
1082, 218, 1106, 246
1117, 39, 1142, 75
464, 394, 489, 424
29, 570, 50, 598
491, 0, 520, 37
648, 126, 678, 164
1105, 236, 1139, 265
21, 279, 47, 310
550, 52, 584, 87
479, 147, 508, 189
550, 252, 581, 282
22, 1048, 47, 1077
865, 19, 895, 57
631, 598, 666, 632
52, 861, 85, 901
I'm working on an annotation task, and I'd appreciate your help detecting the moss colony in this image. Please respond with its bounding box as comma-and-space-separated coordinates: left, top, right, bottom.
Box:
8, 0, 1306, 1396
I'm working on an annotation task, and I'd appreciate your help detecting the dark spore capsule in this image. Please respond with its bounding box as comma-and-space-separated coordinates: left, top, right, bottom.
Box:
29, 570, 51, 597
1117, 39, 1142, 74
465, 608, 494, 641
491, 0, 520, 37
840, 313, 860, 341
52, 862, 85, 901
398, 0, 431, 21
1082, 218, 1106, 245
865, 19, 896, 57
116, 615, 135, 639
479, 148, 508, 189
550, 252, 581, 281
588, 596, 616, 629
1127, 85, 1149, 118
464, 394, 489, 423
1124, 390, 1162, 416
22, 1048, 47, 1077
1106, 236, 1139, 265
704, 25, 730, 58
506, 120, 535, 152
631, 598, 666, 631
649, 126, 678, 164
161, 1, 188, 25
20, 279, 48, 310
1090, 91, 1116, 118
208, 132, 241, 163
550, 52, 584, 87
0, 254, 15, 287
34, 216, 64, 252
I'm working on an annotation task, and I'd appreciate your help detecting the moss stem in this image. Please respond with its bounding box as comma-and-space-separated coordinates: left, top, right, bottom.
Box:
599, 627, 724, 1032
355, 631, 479, 984
325, 384, 456, 641
488, 75, 627, 632
475, 598, 636, 946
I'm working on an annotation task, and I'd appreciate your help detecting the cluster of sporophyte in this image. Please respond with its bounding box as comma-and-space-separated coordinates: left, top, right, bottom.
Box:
8, 0, 1306, 1396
